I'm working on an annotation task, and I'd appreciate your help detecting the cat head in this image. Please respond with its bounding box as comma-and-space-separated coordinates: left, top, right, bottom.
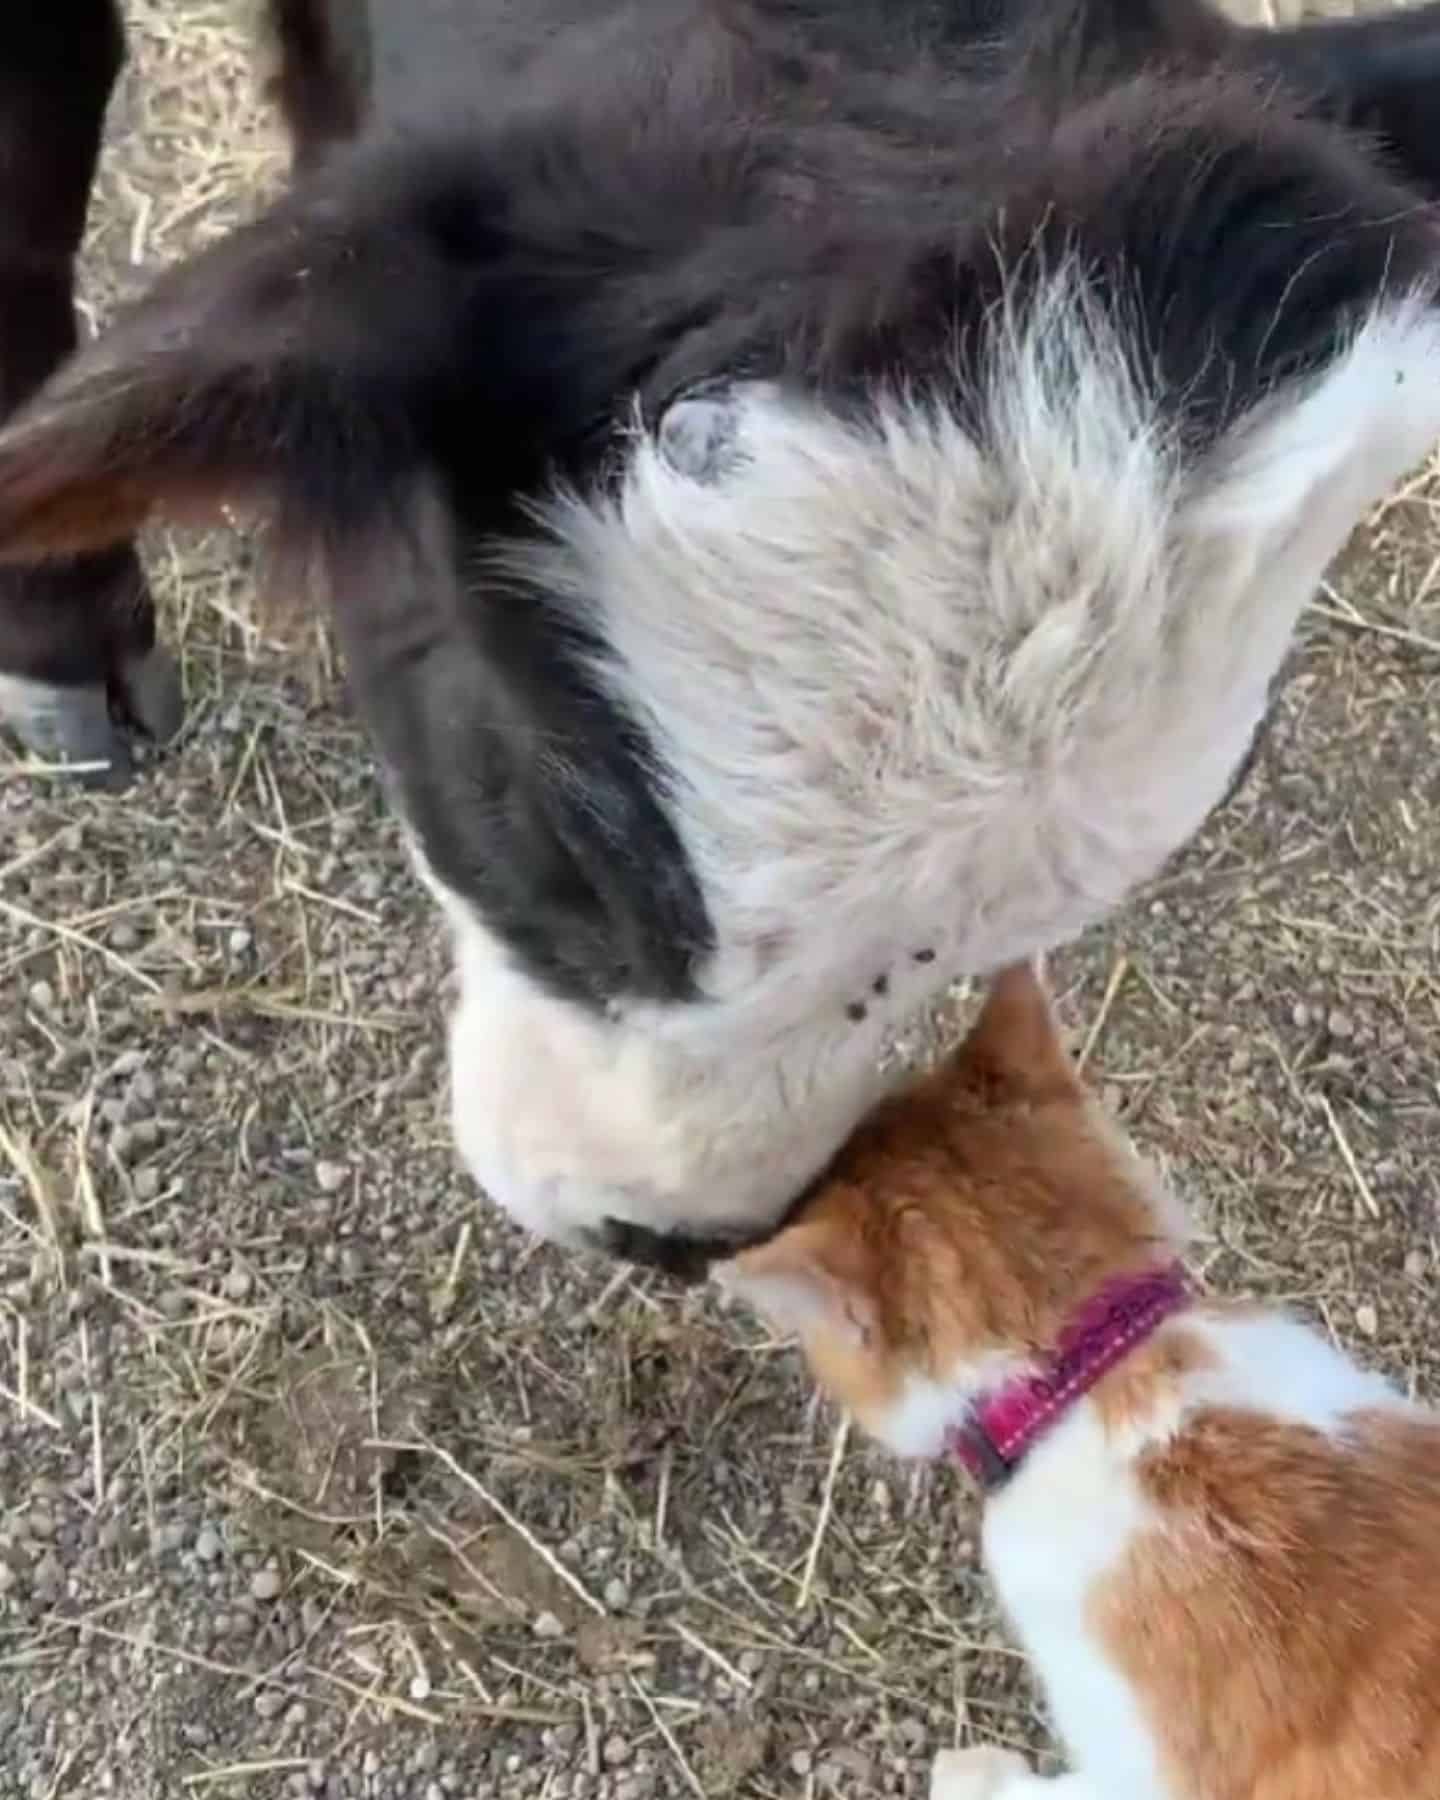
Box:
715, 962, 1186, 1456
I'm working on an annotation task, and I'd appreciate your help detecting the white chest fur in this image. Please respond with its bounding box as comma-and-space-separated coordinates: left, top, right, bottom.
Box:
982, 1397, 1171, 1795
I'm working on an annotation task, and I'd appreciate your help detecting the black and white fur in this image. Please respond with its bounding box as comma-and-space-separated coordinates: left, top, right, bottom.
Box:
1, 0, 1440, 1260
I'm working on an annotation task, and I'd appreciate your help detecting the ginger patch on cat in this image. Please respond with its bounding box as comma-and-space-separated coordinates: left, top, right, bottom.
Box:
722, 962, 1440, 1800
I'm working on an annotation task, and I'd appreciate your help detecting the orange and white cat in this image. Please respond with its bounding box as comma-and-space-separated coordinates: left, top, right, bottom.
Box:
717, 962, 1440, 1800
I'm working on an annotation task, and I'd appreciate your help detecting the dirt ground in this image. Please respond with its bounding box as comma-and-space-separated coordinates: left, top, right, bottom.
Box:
1, 1, 1437, 1796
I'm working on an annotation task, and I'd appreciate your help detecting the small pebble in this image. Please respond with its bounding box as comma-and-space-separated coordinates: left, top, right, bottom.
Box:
1355, 1303, 1378, 1340
31, 1550, 63, 1601
409, 1674, 432, 1702
533, 1610, 565, 1640
603, 1578, 630, 1610
315, 1160, 348, 1194
222, 1263, 253, 1302
603, 1736, 632, 1767
254, 1689, 285, 1720
823, 1748, 876, 1783
194, 1527, 223, 1564
790, 1750, 814, 1777
1405, 1250, 1428, 1281
252, 1567, 283, 1602
132, 1166, 161, 1202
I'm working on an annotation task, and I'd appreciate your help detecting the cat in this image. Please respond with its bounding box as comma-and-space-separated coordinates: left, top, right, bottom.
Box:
715, 961, 1440, 1799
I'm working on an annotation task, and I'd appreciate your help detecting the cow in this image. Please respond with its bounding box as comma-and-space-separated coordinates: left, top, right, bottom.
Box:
1, 0, 1439, 1273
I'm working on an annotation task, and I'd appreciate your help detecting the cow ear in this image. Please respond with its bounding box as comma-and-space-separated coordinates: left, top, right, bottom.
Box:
1261, 6, 1440, 199
0, 142, 489, 562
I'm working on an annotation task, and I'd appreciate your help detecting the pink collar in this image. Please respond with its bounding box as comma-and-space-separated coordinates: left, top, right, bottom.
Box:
948, 1264, 1190, 1492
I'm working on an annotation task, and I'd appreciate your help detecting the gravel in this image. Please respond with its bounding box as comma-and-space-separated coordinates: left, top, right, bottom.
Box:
1, 1, 1437, 1797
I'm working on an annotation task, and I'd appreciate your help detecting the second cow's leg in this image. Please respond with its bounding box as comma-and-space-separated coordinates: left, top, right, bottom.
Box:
0, 4, 182, 786
0, 2, 370, 784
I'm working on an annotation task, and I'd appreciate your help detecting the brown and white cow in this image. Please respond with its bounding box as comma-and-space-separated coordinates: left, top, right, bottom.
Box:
1, 0, 1439, 1269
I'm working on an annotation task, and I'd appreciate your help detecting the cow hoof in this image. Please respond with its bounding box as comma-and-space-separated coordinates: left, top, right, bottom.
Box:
116, 645, 185, 744
0, 672, 134, 788
0, 672, 133, 788
0, 647, 184, 790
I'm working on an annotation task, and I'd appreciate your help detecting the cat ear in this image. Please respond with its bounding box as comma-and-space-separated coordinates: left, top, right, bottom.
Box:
714, 1228, 875, 1346
954, 957, 1081, 1100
